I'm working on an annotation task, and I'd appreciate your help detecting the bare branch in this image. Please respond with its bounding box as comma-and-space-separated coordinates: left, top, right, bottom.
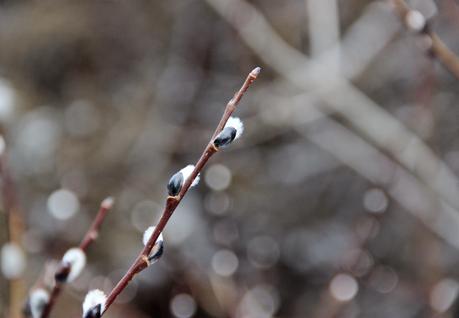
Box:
38, 197, 114, 318
0, 136, 26, 318
101, 67, 261, 315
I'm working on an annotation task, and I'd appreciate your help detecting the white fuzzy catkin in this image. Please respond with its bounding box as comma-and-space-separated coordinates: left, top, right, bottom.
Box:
82, 289, 106, 316
405, 10, 426, 32
225, 117, 244, 140
143, 226, 164, 246
30, 288, 50, 318
1, 242, 26, 279
180, 165, 200, 187
62, 247, 86, 282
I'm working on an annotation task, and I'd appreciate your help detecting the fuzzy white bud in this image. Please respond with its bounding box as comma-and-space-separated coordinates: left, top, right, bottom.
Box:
1, 242, 26, 279
30, 288, 50, 318
143, 226, 165, 262
180, 165, 200, 188
82, 289, 106, 317
61, 247, 86, 282
405, 10, 426, 32
101, 196, 114, 209
167, 165, 200, 197
143, 226, 164, 246
225, 117, 244, 140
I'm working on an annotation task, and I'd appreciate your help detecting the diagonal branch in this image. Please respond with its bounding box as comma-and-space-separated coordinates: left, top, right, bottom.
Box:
101, 67, 261, 315
39, 197, 114, 318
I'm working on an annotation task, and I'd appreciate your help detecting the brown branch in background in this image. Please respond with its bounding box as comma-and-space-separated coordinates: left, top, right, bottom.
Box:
0, 137, 27, 318
79, 198, 114, 252
39, 197, 114, 318
101, 67, 261, 315
390, 0, 459, 80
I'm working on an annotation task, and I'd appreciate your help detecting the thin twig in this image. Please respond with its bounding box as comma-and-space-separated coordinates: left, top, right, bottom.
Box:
79, 198, 114, 252
0, 138, 26, 318
102, 67, 261, 315
390, 0, 459, 80
39, 197, 114, 318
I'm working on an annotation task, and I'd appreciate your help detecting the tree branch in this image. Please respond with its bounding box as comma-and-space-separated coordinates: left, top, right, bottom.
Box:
101, 67, 261, 315
0, 137, 26, 318
39, 197, 114, 318
390, 0, 459, 80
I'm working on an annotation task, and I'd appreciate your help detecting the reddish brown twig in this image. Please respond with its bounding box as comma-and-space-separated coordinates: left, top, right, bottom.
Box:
39, 197, 114, 318
101, 67, 261, 315
79, 197, 114, 252
390, 0, 459, 80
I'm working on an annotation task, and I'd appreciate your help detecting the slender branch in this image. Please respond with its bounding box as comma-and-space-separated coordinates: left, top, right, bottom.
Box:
40, 284, 62, 318
390, 0, 459, 80
39, 197, 114, 318
0, 137, 26, 318
102, 67, 261, 315
79, 197, 114, 252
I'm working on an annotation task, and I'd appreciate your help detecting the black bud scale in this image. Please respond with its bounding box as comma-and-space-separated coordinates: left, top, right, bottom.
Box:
84, 304, 102, 318
167, 172, 184, 196
214, 127, 237, 148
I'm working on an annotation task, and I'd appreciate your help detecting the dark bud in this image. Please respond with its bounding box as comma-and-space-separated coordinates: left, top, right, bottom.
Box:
148, 241, 164, 262
54, 262, 71, 283
214, 127, 237, 148
84, 304, 102, 318
167, 171, 183, 196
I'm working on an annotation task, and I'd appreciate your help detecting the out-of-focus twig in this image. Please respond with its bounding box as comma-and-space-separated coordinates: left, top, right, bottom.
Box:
101, 67, 261, 315
306, 0, 340, 72
390, 0, 459, 80
0, 136, 26, 318
38, 197, 114, 318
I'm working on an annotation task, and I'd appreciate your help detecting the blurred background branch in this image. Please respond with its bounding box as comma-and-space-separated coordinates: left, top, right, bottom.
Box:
0, 138, 26, 318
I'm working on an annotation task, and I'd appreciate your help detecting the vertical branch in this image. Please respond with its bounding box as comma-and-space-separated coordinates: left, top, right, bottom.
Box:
0, 136, 26, 318
101, 67, 261, 315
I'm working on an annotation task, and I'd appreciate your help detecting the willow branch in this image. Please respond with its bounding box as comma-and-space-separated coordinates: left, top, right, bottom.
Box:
39, 197, 114, 318
79, 199, 113, 252
0, 138, 26, 318
102, 67, 261, 315
390, 0, 459, 80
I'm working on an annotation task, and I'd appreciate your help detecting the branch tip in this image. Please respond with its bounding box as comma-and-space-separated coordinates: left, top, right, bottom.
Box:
100, 197, 115, 209
251, 66, 261, 77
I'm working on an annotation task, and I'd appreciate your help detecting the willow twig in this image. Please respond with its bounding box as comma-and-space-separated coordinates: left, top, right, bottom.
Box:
0, 137, 26, 318
39, 197, 114, 318
390, 0, 459, 80
101, 67, 261, 315
79, 199, 113, 252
